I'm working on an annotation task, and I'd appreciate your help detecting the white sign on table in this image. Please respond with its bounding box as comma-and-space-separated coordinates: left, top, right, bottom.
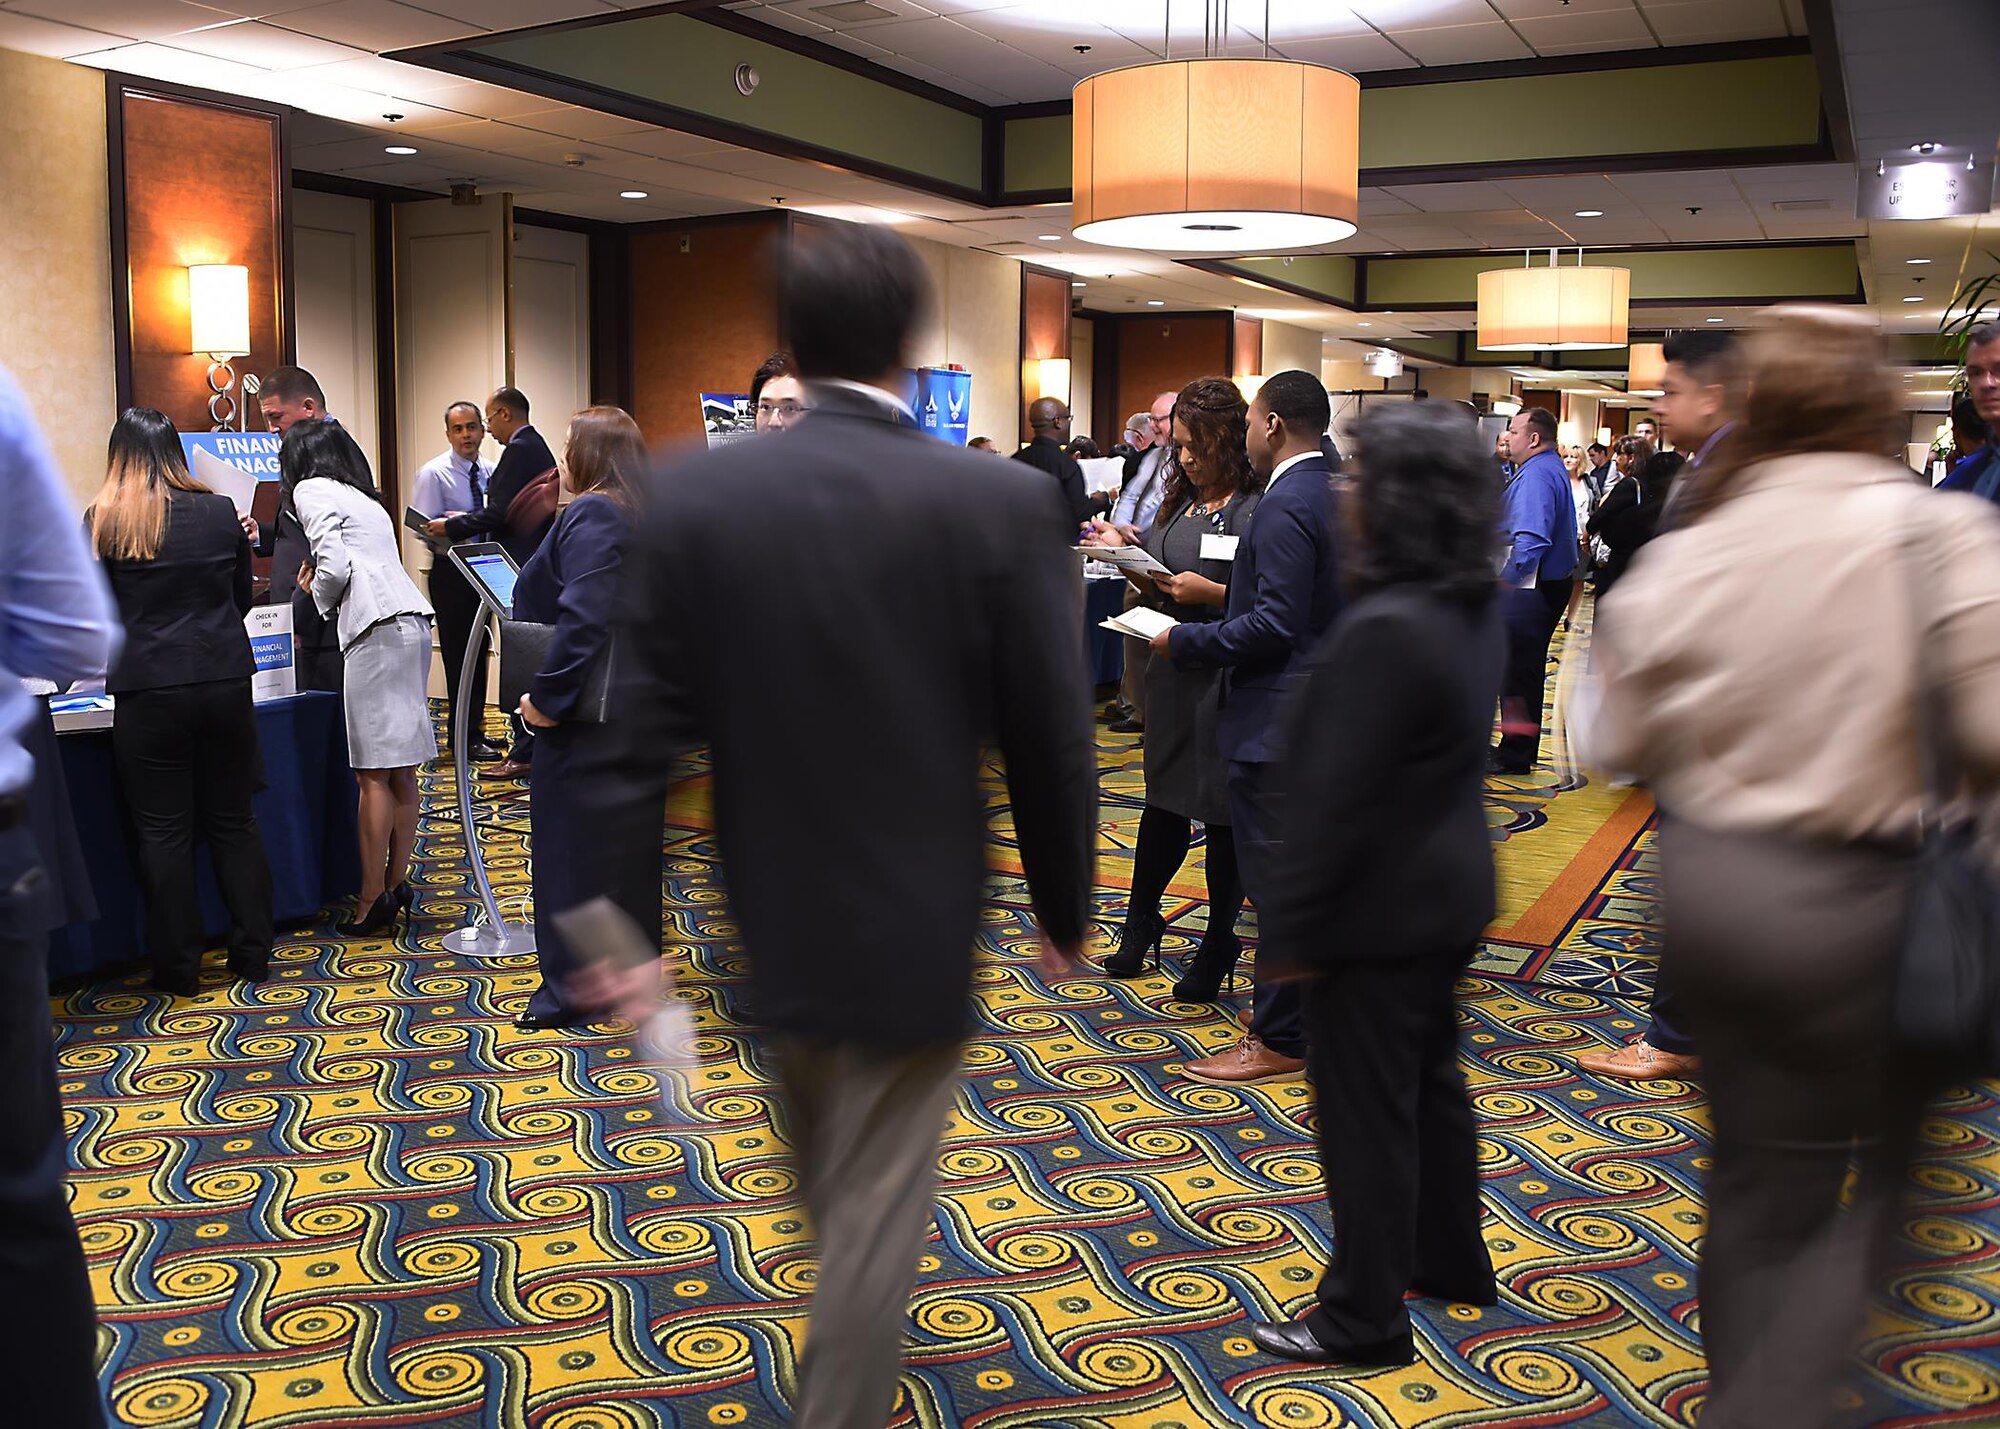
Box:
246, 605, 295, 702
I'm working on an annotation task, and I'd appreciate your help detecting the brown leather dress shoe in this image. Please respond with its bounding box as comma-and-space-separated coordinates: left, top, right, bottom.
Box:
1183, 1034, 1305, 1086
1573, 1037, 1700, 1081
1237, 1007, 1253, 1030
482, 759, 533, 781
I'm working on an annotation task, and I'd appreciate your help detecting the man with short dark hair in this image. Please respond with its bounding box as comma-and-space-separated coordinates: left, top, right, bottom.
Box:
1012, 397, 1095, 539
259, 364, 363, 692
750, 352, 811, 433
1490, 405, 1576, 775
578, 221, 1095, 1429
1158, 369, 1342, 1086
411, 401, 502, 760
1584, 440, 1612, 499
1941, 322, 2000, 497
1105, 389, 1179, 732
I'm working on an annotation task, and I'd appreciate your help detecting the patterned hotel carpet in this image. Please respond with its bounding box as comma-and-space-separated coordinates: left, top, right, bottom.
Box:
51, 627, 2000, 1428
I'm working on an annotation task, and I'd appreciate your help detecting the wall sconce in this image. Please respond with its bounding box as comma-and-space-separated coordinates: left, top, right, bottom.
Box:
189, 264, 256, 431
1037, 357, 1071, 405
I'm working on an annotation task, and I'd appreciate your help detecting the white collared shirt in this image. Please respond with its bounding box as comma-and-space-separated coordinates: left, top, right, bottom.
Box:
1264, 450, 1319, 494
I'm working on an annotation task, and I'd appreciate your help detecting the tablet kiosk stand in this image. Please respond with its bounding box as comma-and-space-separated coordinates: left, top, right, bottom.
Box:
443, 594, 535, 962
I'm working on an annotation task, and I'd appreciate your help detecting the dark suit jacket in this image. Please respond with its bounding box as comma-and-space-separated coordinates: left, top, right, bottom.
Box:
1586, 477, 1664, 595
585, 384, 1097, 1051
265, 419, 373, 665
100, 491, 254, 694
1167, 453, 1342, 764
445, 423, 559, 563
511, 494, 628, 721
1262, 585, 1503, 968
1011, 435, 1094, 539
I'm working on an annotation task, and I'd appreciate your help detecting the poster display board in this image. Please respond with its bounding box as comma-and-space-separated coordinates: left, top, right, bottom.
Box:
914, 367, 972, 446
701, 393, 753, 447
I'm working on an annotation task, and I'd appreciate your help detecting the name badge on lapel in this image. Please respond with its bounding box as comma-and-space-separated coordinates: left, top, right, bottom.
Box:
1200, 534, 1240, 562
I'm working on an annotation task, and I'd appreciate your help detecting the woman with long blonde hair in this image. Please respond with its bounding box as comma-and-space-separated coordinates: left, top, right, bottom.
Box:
89, 407, 273, 995
511, 405, 651, 1029
1593, 307, 2000, 1427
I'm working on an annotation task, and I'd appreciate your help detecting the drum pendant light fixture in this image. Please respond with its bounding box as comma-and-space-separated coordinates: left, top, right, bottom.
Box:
1478, 249, 1631, 351
1626, 341, 1667, 395
1071, 4, 1359, 253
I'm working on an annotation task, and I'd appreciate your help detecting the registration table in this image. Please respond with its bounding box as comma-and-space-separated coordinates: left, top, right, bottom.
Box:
1085, 575, 1126, 686
44, 690, 361, 981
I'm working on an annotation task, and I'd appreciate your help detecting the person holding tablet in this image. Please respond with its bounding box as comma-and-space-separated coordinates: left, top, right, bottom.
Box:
510, 406, 647, 1030
282, 419, 434, 937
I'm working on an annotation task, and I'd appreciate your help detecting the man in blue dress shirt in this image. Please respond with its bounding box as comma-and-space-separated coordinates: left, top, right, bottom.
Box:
0, 362, 121, 1426
1491, 405, 1576, 774
1940, 324, 2000, 497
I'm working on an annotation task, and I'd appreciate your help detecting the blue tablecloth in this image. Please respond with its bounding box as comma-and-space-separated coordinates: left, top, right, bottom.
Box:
1086, 576, 1125, 686
45, 690, 360, 981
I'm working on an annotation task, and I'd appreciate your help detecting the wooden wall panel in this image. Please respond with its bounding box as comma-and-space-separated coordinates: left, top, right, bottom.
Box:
113, 85, 287, 434
1231, 314, 1263, 382
631, 214, 785, 444
1114, 314, 1231, 433
1019, 266, 1071, 443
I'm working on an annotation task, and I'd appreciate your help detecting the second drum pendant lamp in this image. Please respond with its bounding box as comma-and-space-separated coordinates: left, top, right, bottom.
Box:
1071, 4, 1359, 254
1478, 250, 1632, 351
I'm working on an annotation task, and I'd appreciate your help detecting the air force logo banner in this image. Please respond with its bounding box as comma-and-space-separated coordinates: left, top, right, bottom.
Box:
914, 366, 973, 446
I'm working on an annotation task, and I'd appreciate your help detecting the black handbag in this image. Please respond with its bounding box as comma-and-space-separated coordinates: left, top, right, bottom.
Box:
498, 619, 613, 724
1890, 530, 2000, 1075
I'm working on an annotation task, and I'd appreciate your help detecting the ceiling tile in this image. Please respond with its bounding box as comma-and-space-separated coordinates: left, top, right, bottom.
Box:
6, 0, 242, 42
1637, 0, 1788, 44
172, 0, 327, 14
65, 40, 273, 90
1393, 21, 1535, 65
506, 105, 657, 140
268, 0, 483, 50
1380, 180, 1521, 212
167, 18, 368, 67
398, 78, 579, 120
282, 55, 471, 98
402, 0, 620, 31
1512, 7, 1654, 50
1275, 33, 1419, 72
764, 0, 939, 27
0, 10, 123, 57
1351, 0, 1498, 25
1490, 0, 1642, 16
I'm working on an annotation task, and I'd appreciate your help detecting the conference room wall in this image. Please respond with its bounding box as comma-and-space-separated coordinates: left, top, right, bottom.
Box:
1111, 315, 1232, 434
1069, 319, 1095, 448
1261, 321, 1322, 386
631, 213, 786, 445
512, 223, 592, 468
0, 47, 116, 508
1020, 266, 1071, 446
292, 188, 380, 482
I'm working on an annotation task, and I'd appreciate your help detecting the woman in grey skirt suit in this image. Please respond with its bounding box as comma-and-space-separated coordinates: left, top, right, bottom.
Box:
1084, 376, 1262, 999
282, 419, 435, 937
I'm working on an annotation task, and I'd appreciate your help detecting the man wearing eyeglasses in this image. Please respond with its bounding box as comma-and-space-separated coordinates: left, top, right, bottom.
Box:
751, 352, 814, 433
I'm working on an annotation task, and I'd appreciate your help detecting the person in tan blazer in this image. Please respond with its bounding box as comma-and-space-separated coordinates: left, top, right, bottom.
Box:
1590, 306, 2000, 1429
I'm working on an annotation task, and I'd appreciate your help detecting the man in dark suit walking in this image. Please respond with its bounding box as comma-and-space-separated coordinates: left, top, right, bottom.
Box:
1154, 370, 1342, 1085
1011, 397, 1096, 540
429, 385, 559, 779
576, 222, 1096, 1429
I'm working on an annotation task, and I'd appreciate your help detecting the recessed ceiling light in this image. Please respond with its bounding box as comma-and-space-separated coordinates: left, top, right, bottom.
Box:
1705, 317, 1724, 323
1907, 258, 1932, 265
1147, 299, 1165, 306
1911, 141, 1939, 154
384, 145, 417, 156
1574, 209, 1604, 218
1038, 234, 1063, 241
1357, 322, 1372, 327
1904, 295, 1924, 302
620, 190, 648, 200
1072, 281, 1086, 287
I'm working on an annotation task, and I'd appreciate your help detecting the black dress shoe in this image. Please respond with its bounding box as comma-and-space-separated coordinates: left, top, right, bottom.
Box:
1108, 718, 1144, 734
1248, 1319, 1415, 1366
513, 1009, 580, 1031
151, 973, 200, 997
1486, 753, 1533, 776
227, 957, 269, 984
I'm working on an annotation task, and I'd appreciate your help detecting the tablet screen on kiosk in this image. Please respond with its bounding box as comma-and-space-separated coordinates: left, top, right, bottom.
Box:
449, 542, 520, 618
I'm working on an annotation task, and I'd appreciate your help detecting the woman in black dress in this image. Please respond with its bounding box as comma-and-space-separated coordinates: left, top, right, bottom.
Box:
1084, 377, 1262, 999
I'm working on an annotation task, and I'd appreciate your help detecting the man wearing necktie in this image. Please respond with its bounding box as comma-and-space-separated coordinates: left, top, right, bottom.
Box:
411, 401, 502, 760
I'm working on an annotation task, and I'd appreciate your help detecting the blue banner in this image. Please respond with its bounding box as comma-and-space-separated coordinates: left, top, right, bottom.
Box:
179, 431, 281, 514
914, 367, 972, 446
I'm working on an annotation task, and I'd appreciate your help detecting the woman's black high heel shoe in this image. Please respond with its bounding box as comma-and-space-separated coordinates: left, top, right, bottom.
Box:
391, 881, 416, 915
338, 890, 403, 937
1103, 907, 1165, 978
1172, 931, 1242, 1001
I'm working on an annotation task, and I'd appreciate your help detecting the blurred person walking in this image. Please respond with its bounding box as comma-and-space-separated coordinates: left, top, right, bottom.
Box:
1246, 402, 1503, 1366
284, 420, 435, 937
577, 222, 1096, 1429
88, 408, 275, 993
1083, 378, 1260, 997
0, 364, 120, 1427
511, 407, 648, 1031
1591, 306, 2000, 1428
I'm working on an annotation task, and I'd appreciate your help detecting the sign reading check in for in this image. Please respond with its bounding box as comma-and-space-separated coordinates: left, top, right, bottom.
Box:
1860, 155, 1997, 220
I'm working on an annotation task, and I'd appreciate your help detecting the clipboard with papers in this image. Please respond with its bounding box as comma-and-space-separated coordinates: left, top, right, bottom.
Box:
1077, 542, 1172, 578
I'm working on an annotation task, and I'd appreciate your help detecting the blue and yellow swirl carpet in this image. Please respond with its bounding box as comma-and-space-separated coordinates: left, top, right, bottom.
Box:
52, 675, 2000, 1426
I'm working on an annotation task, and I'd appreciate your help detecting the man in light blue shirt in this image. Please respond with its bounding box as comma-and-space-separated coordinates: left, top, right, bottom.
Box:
1492, 405, 1576, 773
1104, 389, 1177, 731
410, 400, 502, 759
0, 361, 119, 1426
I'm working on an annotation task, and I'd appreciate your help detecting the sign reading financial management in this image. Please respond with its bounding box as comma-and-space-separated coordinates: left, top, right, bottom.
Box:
245, 604, 296, 703
915, 366, 972, 446
180, 431, 281, 516
1860, 156, 1996, 221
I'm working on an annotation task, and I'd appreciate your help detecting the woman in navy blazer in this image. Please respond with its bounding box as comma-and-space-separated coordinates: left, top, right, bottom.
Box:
88, 408, 274, 995
511, 406, 647, 1029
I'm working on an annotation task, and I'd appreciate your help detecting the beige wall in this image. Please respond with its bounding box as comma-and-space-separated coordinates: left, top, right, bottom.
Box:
292, 188, 380, 479
0, 48, 115, 508
1068, 317, 1094, 446
1260, 321, 1322, 383
903, 234, 1021, 449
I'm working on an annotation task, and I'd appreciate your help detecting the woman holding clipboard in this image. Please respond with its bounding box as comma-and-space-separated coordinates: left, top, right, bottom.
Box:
1082, 377, 1262, 999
